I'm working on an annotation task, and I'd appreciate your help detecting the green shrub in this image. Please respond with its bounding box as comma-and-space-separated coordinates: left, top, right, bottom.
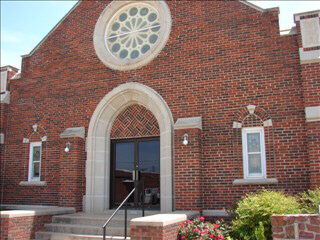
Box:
231, 190, 301, 240
299, 188, 320, 214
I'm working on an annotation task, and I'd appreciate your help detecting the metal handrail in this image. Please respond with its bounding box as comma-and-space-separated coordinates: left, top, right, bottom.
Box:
102, 181, 145, 240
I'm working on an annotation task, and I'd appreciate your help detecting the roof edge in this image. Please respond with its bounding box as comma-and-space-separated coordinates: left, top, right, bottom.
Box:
240, 1, 279, 14
239, 1, 264, 12
1, 65, 19, 72
22, 1, 81, 58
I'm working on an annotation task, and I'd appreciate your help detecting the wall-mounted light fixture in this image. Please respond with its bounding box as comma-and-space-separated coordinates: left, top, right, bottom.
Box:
182, 133, 189, 145
64, 142, 71, 153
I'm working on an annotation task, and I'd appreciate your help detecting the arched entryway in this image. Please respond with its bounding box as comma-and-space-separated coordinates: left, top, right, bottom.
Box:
85, 82, 174, 213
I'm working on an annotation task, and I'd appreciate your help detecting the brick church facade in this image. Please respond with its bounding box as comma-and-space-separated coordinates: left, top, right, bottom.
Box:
0, 1, 319, 214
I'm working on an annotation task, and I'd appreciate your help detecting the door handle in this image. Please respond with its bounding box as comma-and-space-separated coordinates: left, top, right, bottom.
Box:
132, 170, 135, 181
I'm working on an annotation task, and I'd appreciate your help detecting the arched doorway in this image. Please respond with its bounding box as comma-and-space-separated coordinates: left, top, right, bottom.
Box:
85, 82, 174, 213
110, 104, 160, 209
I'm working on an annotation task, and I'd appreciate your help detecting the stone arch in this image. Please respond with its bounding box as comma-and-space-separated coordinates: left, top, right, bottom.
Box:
85, 82, 174, 213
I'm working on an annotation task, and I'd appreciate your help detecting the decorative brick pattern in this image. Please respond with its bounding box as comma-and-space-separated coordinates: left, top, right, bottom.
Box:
272, 214, 320, 240
130, 221, 184, 240
0, 215, 53, 240
111, 104, 159, 139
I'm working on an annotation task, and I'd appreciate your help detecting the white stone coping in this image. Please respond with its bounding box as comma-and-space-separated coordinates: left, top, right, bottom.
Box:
19, 181, 47, 186
202, 210, 229, 217
305, 106, 320, 122
294, 10, 320, 22
130, 214, 187, 227
0, 205, 75, 218
233, 178, 278, 185
60, 127, 85, 139
174, 117, 202, 130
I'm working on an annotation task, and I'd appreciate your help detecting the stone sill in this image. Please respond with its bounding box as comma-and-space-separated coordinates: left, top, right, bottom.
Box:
19, 181, 47, 186
233, 178, 278, 185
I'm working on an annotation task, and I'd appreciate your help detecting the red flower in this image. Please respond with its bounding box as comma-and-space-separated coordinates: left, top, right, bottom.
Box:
199, 216, 205, 221
193, 228, 200, 233
181, 236, 186, 239
210, 234, 215, 238
213, 224, 219, 229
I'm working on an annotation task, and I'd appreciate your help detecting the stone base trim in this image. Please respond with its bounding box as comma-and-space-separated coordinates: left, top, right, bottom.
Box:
202, 209, 229, 217
0, 91, 10, 104
306, 106, 320, 122
233, 178, 278, 185
299, 48, 320, 64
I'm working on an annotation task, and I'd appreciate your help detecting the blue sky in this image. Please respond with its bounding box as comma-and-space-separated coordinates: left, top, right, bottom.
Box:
1, 1, 319, 69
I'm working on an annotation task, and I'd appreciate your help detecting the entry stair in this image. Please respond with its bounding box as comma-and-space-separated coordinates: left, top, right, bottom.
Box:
35, 210, 160, 240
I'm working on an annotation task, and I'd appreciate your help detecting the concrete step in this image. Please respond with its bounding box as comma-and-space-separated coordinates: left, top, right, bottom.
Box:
52, 214, 143, 226
35, 231, 129, 240
44, 223, 128, 236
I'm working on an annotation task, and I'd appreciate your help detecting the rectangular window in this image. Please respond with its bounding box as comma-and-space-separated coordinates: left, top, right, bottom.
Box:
242, 127, 266, 179
28, 142, 42, 181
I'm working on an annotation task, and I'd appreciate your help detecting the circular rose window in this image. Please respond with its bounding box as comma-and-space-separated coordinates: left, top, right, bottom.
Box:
94, 1, 172, 71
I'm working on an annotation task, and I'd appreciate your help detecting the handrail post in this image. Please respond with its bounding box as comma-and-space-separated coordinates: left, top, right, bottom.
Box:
103, 226, 106, 240
124, 201, 128, 239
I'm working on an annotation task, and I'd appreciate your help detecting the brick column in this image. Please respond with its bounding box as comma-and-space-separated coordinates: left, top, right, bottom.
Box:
294, 11, 320, 188
272, 214, 320, 240
59, 127, 86, 211
174, 117, 202, 210
130, 214, 186, 240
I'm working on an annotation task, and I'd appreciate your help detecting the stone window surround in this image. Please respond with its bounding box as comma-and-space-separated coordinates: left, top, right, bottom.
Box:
93, 0, 172, 71
85, 82, 174, 213
232, 105, 278, 185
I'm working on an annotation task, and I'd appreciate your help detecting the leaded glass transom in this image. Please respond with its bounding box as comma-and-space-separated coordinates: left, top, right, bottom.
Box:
105, 3, 161, 61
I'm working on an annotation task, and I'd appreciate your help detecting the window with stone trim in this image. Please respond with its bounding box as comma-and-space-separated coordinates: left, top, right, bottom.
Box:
28, 142, 42, 181
233, 105, 275, 181
242, 127, 266, 179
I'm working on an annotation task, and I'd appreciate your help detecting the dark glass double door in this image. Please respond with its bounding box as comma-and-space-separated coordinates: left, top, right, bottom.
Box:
110, 138, 160, 209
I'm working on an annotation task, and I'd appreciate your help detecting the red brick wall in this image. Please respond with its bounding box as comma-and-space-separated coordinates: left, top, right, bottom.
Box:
0, 1, 316, 210
0, 215, 52, 240
111, 104, 159, 139
301, 63, 320, 189
58, 138, 85, 211
272, 214, 320, 240
295, 17, 320, 189
175, 128, 202, 210
130, 221, 184, 240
